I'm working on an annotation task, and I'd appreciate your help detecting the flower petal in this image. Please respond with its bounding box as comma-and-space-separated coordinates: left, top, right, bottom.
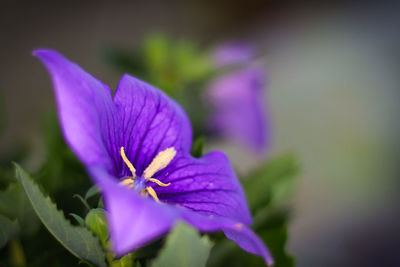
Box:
179, 209, 274, 266
213, 42, 255, 67
154, 151, 252, 225
33, 49, 119, 170
93, 166, 273, 265
208, 66, 268, 152
224, 228, 274, 266
112, 75, 192, 177
90, 166, 177, 255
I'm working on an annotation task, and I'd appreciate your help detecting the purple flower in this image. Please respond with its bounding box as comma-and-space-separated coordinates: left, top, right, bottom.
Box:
213, 42, 255, 67
208, 43, 269, 153
34, 49, 273, 265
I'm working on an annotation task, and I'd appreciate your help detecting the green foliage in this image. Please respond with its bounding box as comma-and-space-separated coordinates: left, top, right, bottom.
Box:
259, 224, 294, 267
85, 209, 108, 246
35, 111, 91, 195
110, 253, 134, 267
105, 34, 213, 93
0, 183, 39, 236
0, 214, 19, 249
142, 34, 212, 96
191, 136, 206, 158
69, 213, 85, 227
0, 147, 29, 189
143, 34, 170, 85
243, 154, 299, 214
14, 163, 106, 267
152, 223, 213, 267
0, 112, 93, 266
73, 194, 91, 211
85, 185, 100, 200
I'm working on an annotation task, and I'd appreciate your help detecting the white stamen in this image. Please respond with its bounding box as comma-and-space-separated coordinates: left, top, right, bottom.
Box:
143, 147, 176, 179
146, 186, 160, 202
119, 178, 134, 188
120, 147, 136, 178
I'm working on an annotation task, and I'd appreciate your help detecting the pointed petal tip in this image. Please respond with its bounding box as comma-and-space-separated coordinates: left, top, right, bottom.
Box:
32, 48, 44, 56
32, 48, 58, 59
32, 49, 73, 70
120, 73, 133, 80
266, 258, 275, 266
32, 49, 66, 69
32, 48, 44, 57
118, 73, 152, 91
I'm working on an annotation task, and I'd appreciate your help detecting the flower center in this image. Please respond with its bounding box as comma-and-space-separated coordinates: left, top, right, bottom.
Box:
119, 146, 176, 202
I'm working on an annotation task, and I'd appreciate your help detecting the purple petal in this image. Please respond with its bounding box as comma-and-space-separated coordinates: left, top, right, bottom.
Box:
112, 75, 192, 177
154, 151, 252, 225
208, 66, 269, 152
90, 166, 177, 255
224, 227, 274, 266
92, 166, 273, 265
213, 42, 255, 67
179, 210, 273, 266
33, 49, 119, 171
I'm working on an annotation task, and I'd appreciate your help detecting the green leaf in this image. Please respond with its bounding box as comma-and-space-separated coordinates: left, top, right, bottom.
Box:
14, 163, 106, 267
191, 136, 205, 158
143, 34, 170, 74
85, 185, 100, 200
152, 223, 213, 267
34, 110, 91, 195
111, 253, 134, 267
0, 214, 19, 248
0, 183, 39, 235
85, 209, 108, 246
174, 40, 212, 81
243, 154, 299, 214
70, 213, 85, 227
98, 197, 104, 209
259, 225, 294, 267
73, 194, 91, 211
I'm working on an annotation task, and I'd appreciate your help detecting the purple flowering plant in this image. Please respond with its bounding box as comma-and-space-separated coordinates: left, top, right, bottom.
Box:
208, 42, 269, 153
30, 49, 272, 265
2, 36, 297, 267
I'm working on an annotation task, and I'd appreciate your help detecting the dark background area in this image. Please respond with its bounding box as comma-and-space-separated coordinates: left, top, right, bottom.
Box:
1, 1, 399, 266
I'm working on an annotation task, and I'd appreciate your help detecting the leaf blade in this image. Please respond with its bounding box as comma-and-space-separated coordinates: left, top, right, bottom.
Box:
244, 154, 299, 213
0, 182, 40, 235
0, 214, 19, 248
152, 223, 213, 267
14, 163, 106, 267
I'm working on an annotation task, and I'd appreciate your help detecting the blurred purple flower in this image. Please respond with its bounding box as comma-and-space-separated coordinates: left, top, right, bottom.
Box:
208, 43, 269, 153
34, 49, 273, 265
213, 42, 255, 67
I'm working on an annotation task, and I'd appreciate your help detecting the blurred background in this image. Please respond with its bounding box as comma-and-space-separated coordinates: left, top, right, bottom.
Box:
0, 1, 399, 266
